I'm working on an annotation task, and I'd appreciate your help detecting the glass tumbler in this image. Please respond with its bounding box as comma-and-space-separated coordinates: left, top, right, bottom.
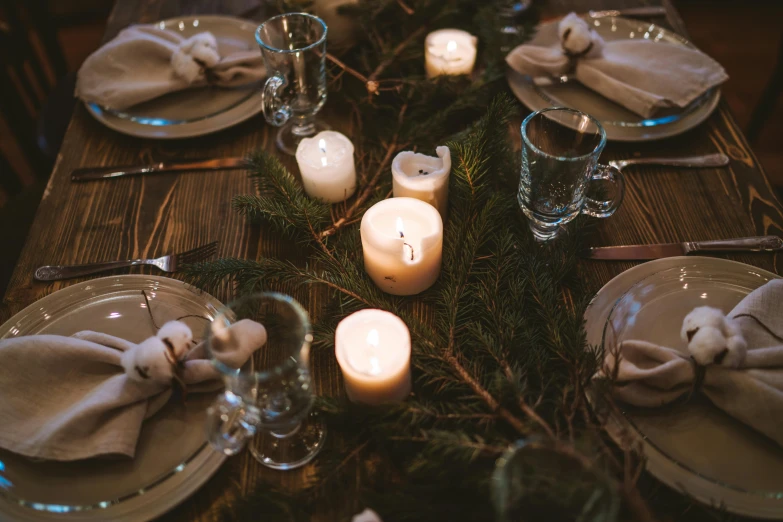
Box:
205, 293, 326, 470
256, 13, 329, 155
492, 437, 619, 521
518, 107, 625, 242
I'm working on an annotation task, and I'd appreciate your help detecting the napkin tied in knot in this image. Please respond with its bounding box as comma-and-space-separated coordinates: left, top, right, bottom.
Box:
0, 319, 266, 461
506, 12, 728, 118
603, 279, 783, 447
76, 25, 265, 110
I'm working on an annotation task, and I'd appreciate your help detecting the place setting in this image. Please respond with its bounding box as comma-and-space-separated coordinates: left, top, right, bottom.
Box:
1, 1, 782, 522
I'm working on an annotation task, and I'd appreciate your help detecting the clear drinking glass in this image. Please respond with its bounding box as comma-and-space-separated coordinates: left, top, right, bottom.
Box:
205, 293, 326, 470
492, 437, 620, 521
256, 13, 329, 155
518, 107, 625, 242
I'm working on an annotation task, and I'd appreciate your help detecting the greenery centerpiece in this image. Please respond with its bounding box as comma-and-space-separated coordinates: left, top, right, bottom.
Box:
184, 1, 693, 520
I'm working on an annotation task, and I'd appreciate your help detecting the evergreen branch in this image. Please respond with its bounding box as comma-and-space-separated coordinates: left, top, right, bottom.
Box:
235, 151, 331, 239
368, 24, 427, 83
443, 350, 530, 437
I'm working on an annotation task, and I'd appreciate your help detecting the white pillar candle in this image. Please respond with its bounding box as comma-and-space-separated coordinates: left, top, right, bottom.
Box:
335, 309, 412, 405
391, 146, 451, 217
424, 29, 478, 78
361, 197, 443, 296
295, 130, 357, 203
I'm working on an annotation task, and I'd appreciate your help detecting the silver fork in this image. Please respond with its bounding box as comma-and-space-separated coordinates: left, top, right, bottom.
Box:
608, 153, 730, 172
34, 241, 219, 281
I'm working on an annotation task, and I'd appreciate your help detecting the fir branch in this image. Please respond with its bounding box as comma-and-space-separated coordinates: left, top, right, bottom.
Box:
234, 151, 331, 240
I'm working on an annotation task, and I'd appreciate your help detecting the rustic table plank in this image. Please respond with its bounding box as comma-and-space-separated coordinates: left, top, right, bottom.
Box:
2, 0, 781, 521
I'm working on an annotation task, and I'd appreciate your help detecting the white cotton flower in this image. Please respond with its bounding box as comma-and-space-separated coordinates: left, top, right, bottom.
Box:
157, 320, 193, 359
558, 13, 592, 55
121, 336, 174, 383
352, 508, 383, 522
681, 306, 726, 340
170, 32, 220, 83
182, 32, 220, 67
680, 306, 747, 367
688, 325, 727, 366
171, 50, 203, 83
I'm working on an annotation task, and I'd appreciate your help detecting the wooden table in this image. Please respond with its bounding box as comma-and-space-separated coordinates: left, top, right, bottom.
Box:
3, 0, 782, 520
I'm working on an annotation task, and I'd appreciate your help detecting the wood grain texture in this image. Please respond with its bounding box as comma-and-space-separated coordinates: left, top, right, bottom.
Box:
1, 1, 782, 521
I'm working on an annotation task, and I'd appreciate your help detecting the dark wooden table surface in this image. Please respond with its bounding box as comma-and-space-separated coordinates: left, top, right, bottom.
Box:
3, 0, 782, 520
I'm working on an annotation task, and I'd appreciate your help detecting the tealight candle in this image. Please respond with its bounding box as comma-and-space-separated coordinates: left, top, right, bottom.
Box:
295, 130, 357, 203
391, 146, 451, 217
334, 309, 412, 404
361, 197, 443, 295
424, 29, 477, 78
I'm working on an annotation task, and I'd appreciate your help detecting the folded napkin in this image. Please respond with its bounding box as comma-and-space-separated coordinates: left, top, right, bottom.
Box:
0, 319, 266, 461
76, 25, 265, 110
604, 279, 783, 447
506, 13, 728, 118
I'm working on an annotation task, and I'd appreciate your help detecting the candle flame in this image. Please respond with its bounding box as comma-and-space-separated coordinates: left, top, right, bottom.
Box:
446, 40, 457, 53
366, 328, 381, 375
319, 138, 328, 167
396, 217, 405, 238
366, 328, 379, 347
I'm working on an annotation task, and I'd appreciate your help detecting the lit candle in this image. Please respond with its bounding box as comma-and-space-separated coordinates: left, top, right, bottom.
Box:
424, 29, 478, 78
295, 130, 357, 203
391, 146, 451, 217
360, 197, 443, 295
334, 309, 412, 404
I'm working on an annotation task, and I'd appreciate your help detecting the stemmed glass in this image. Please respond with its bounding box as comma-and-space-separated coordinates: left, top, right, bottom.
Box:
205, 293, 325, 469
256, 13, 329, 155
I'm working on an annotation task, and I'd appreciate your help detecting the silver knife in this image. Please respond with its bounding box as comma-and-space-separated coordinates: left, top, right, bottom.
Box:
71, 157, 247, 181
589, 6, 667, 18
588, 236, 783, 260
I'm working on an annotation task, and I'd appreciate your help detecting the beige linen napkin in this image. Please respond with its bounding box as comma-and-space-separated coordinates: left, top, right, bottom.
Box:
76, 25, 265, 110
506, 13, 728, 118
0, 319, 265, 461
604, 279, 783, 447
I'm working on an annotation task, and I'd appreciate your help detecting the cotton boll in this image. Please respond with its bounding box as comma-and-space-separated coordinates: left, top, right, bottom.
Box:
558, 12, 594, 55
680, 306, 726, 343
183, 33, 220, 67
688, 325, 728, 366
680, 306, 748, 367
170, 32, 221, 83
157, 320, 193, 359
171, 49, 202, 83
121, 337, 174, 383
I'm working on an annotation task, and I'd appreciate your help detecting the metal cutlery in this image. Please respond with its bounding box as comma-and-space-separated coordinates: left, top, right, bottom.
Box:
71, 158, 247, 182
34, 241, 219, 281
587, 236, 783, 261
588, 6, 667, 18
608, 153, 730, 172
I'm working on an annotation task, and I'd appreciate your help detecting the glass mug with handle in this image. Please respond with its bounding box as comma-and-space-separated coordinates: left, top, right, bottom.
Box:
205, 292, 325, 470
518, 107, 624, 241
256, 13, 328, 155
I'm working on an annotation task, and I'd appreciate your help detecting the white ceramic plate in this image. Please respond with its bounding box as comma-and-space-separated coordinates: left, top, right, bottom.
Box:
507, 16, 721, 141
85, 15, 264, 139
0, 276, 226, 521
585, 257, 783, 518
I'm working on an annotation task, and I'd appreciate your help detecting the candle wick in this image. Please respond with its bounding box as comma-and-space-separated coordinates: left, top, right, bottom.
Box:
403, 242, 414, 261
399, 231, 405, 239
